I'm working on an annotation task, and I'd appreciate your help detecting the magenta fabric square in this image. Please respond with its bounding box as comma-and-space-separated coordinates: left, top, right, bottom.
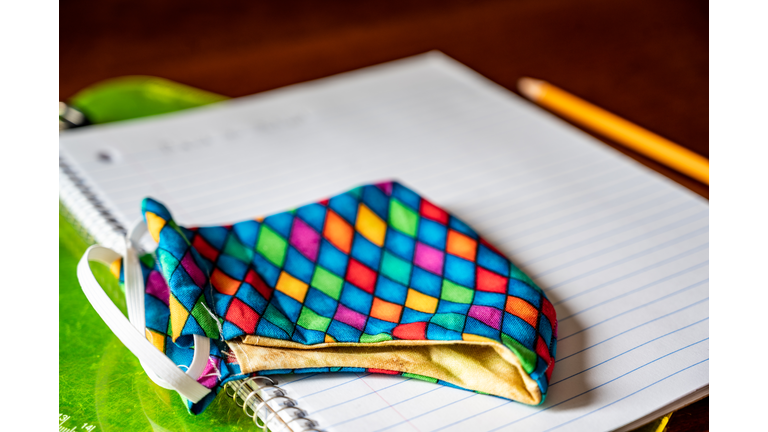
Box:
334, 304, 367, 330
290, 218, 321, 261
469, 305, 502, 329
413, 242, 445, 275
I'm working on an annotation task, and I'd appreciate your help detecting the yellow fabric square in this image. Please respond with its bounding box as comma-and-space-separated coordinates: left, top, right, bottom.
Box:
356, 204, 386, 246
169, 294, 189, 342
145, 328, 166, 352
405, 288, 438, 313
145, 211, 167, 243
276, 271, 309, 303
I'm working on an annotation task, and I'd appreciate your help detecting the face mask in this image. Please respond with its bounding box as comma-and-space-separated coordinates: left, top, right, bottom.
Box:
78, 181, 557, 415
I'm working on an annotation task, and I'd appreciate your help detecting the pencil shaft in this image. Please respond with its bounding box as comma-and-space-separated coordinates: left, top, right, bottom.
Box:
535, 83, 709, 185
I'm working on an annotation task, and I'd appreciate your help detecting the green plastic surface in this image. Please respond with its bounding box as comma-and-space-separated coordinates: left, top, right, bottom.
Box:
69, 76, 228, 125
60, 213, 259, 431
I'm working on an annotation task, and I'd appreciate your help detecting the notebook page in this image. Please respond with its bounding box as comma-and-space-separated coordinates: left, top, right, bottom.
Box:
59, 52, 708, 432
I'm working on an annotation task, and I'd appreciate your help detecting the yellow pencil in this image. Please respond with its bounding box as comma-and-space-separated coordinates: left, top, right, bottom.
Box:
517, 78, 709, 185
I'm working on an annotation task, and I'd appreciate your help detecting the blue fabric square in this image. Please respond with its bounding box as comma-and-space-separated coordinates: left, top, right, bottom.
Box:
436, 300, 470, 315
410, 266, 442, 297
232, 220, 260, 248
362, 185, 390, 219
473, 291, 506, 308
283, 246, 315, 283
235, 282, 269, 315
340, 283, 374, 314
197, 226, 228, 250
427, 323, 462, 341
502, 313, 536, 349
375, 275, 408, 304
464, 317, 500, 339
364, 317, 398, 335
215, 254, 248, 280
508, 279, 542, 308
145, 294, 170, 333
182, 316, 205, 337
539, 314, 553, 347
417, 219, 448, 249
317, 239, 349, 277
296, 203, 327, 233
400, 307, 432, 324
272, 291, 302, 322
329, 193, 359, 224
444, 255, 475, 288
292, 326, 325, 345
213, 292, 233, 317
252, 253, 280, 287
385, 228, 416, 260
351, 233, 381, 270
160, 228, 190, 260
263, 211, 294, 238
169, 268, 203, 310
392, 182, 421, 211
448, 217, 478, 239
304, 287, 338, 318
327, 320, 363, 342
222, 321, 245, 340
476, 244, 510, 276
530, 358, 549, 394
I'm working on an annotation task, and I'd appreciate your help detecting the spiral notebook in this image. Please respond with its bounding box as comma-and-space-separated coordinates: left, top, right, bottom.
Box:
59, 52, 708, 432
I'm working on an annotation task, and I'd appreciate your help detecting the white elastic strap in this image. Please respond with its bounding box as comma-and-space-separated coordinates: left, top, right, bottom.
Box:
124, 220, 210, 388
77, 244, 211, 403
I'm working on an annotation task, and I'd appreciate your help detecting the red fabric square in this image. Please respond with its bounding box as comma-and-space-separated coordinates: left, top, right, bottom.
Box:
476, 267, 508, 293
225, 297, 260, 334
419, 199, 449, 224
244, 269, 273, 300
541, 297, 556, 326
346, 259, 377, 293
393, 321, 427, 340
192, 235, 219, 262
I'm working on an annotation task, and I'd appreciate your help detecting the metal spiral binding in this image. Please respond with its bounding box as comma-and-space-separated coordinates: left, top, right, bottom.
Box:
59, 155, 127, 252
226, 377, 322, 432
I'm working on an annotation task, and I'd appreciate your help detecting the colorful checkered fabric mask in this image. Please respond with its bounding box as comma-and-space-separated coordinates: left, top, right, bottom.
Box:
82, 181, 557, 414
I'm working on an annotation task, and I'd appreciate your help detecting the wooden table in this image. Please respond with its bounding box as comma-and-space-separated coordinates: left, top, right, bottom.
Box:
60, 1, 708, 430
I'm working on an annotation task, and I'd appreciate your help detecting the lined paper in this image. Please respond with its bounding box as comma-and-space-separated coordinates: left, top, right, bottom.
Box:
60, 52, 708, 432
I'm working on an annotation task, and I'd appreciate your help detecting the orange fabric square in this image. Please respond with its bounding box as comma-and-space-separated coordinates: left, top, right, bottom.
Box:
211, 269, 240, 295
446, 230, 477, 261
323, 210, 354, 253
505, 296, 539, 327
370, 297, 403, 323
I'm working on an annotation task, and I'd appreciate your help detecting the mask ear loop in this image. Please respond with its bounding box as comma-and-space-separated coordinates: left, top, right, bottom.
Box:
124, 219, 210, 390
76, 244, 211, 403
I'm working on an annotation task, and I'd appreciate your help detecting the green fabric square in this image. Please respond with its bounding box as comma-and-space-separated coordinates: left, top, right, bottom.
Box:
430, 312, 466, 332
223, 233, 254, 263
360, 333, 393, 343
402, 372, 438, 383
256, 226, 287, 267
311, 266, 344, 300
190, 297, 221, 339
263, 304, 294, 335
297, 307, 331, 332
441, 279, 474, 303
502, 333, 537, 373
389, 198, 419, 237
380, 251, 412, 285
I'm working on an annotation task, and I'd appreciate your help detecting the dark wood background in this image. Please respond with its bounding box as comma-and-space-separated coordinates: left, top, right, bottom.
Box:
60, 0, 709, 430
